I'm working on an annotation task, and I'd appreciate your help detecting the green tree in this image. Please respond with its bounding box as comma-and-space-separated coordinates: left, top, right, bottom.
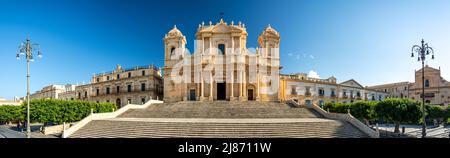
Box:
0, 105, 25, 124
375, 98, 422, 133
426, 105, 446, 125
350, 101, 377, 125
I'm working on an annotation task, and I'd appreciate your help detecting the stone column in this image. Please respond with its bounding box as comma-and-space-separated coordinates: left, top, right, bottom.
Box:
209, 73, 213, 101
230, 72, 235, 101
256, 74, 260, 101
209, 37, 212, 54
239, 71, 243, 97
202, 37, 205, 55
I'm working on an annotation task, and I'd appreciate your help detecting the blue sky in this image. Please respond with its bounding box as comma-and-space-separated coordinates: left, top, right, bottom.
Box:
1, 0, 449, 99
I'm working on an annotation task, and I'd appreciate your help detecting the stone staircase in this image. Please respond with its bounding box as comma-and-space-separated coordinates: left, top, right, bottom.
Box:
119, 101, 322, 118
69, 118, 368, 138
69, 101, 370, 138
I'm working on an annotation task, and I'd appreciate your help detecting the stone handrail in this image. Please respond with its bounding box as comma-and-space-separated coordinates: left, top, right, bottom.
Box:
62, 99, 163, 138
288, 100, 379, 138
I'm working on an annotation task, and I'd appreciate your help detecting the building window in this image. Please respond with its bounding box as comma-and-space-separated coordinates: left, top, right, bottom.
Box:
84, 91, 87, 98
116, 86, 120, 93
106, 100, 110, 103
142, 70, 145, 76
117, 74, 120, 80
141, 97, 146, 104
331, 90, 336, 97
96, 88, 99, 96
170, 47, 175, 55
291, 87, 297, 95
127, 99, 131, 104
127, 85, 132, 92
106, 87, 110, 94
343, 90, 347, 98
404, 87, 407, 91
356, 92, 361, 98
305, 87, 311, 96
425, 79, 430, 88
78, 92, 81, 99
128, 72, 131, 78
318, 88, 325, 96
218, 44, 225, 55
96, 78, 100, 83
141, 83, 146, 91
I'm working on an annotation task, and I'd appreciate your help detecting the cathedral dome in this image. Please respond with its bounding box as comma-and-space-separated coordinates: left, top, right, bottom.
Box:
166, 25, 184, 38
260, 24, 280, 38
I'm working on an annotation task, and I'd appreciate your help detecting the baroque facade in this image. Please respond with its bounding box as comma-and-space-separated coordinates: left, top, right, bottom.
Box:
73, 64, 163, 107
368, 65, 450, 106
162, 19, 388, 105
163, 19, 280, 103
279, 73, 388, 106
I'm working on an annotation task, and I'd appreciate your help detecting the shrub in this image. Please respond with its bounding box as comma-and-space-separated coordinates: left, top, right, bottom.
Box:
426, 105, 446, 125
25, 99, 117, 125
0, 105, 25, 124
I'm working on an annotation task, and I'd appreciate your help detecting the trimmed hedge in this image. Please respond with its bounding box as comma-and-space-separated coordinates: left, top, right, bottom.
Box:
324, 98, 449, 130
0, 105, 25, 123
0, 99, 117, 125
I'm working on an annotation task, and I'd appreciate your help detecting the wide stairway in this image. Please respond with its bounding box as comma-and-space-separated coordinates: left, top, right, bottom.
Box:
118, 101, 322, 118
69, 101, 369, 138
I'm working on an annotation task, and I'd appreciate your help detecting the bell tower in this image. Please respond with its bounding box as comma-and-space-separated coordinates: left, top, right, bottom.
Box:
163, 25, 187, 102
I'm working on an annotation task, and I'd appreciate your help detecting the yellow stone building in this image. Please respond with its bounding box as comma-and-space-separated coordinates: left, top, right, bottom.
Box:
163, 19, 280, 103
162, 19, 388, 105
67, 64, 163, 107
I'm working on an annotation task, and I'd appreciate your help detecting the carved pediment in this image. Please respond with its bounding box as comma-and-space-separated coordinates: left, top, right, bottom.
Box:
212, 24, 231, 33
340, 79, 364, 89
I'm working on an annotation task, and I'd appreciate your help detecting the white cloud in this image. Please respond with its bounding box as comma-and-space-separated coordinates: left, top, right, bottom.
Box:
295, 54, 300, 60
307, 70, 320, 79
309, 55, 315, 59
288, 53, 293, 56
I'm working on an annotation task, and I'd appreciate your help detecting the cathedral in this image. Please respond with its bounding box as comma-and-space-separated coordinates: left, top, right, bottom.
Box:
163, 19, 281, 103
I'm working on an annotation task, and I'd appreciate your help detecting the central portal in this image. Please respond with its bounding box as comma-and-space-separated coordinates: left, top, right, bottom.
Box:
217, 82, 226, 100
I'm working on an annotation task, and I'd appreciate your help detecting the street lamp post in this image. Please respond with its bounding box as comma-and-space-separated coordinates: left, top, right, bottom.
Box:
411, 39, 434, 138
16, 35, 42, 138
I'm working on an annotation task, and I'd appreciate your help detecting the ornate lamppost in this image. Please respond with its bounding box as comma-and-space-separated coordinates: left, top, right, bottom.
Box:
16, 35, 43, 138
411, 39, 434, 138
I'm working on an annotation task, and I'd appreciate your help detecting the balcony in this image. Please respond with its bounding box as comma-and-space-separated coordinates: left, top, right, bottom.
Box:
305, 92, 311, 96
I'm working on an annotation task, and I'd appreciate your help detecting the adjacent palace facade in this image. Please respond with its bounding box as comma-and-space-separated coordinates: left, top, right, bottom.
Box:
29, 19, 450, 107
368, 65, 450, 106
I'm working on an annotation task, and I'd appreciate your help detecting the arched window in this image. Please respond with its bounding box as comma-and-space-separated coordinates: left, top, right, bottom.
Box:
170, 47, 176, 55
218, 44, 225, 55
127, 85, 132, 92
141, 83, 146, 91
425, 79, 430, 88
128, 72, 131, 78
142, 70, 145, 76
117, 74, 120, 80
